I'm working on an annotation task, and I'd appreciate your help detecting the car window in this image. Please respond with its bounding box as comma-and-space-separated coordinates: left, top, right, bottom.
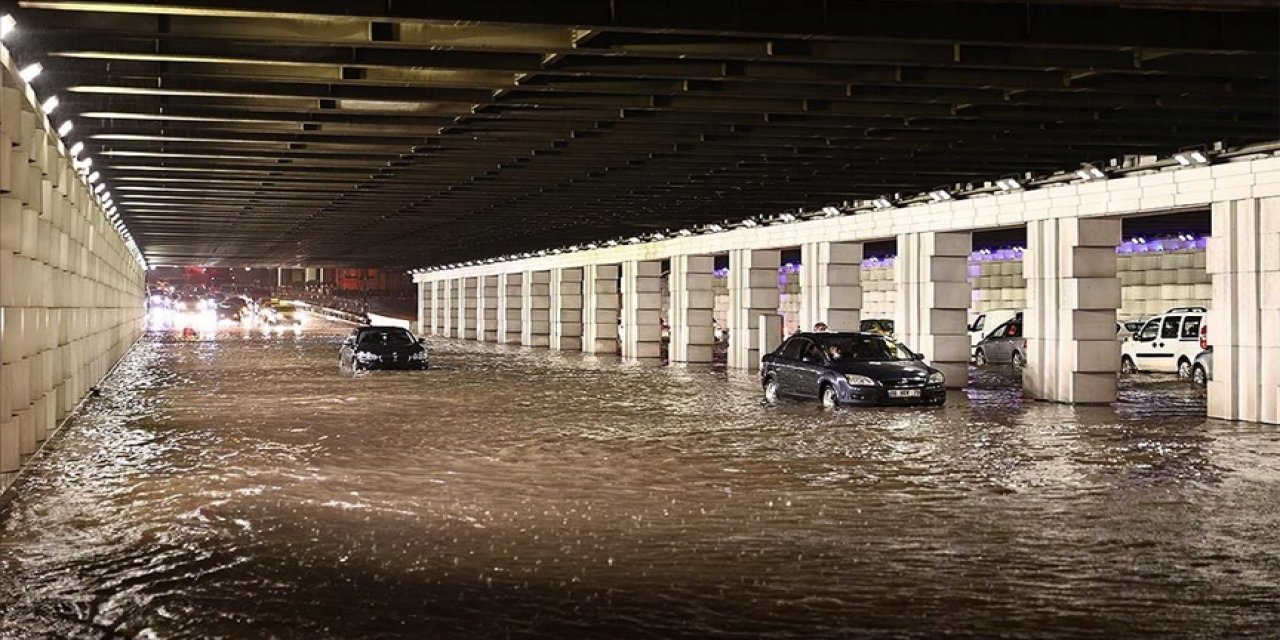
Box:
358, 329, 416, 346
823, 335, 916, 362
1160, 316, 1181, 339
1139, 320, 1160, 340
971, 316, 985, 332
780, 338, 805, 360
1180, 316, 1202, 339
802, 341, 826, 363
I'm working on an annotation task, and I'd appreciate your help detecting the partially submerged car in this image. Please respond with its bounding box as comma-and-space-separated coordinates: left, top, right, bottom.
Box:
340, 326, 429, 371
761, 332, 946, 408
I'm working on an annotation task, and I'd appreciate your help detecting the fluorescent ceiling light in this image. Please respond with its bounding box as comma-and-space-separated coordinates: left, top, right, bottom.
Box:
19, 63, 42, 83
996, 178, 1023, 191
1, 15, 16, 40
929, 189, 953, 202
87, 171, 100, 183
93, 183, 106, 194
57, 120, 73, 136
40, 96, 59, 114
821, 206, 841, 216
1172, 150, 1210, 167
68, 141, 84, 156
1075, 165, 1106, 181
872, 198, 894, 209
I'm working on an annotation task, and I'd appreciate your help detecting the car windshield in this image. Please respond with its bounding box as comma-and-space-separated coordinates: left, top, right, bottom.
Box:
820, 335, 916, 362
276, 306, 297, 314
358, 329, 416, 347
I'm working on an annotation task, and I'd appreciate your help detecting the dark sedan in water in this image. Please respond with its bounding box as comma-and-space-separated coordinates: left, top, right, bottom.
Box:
339, 326, 429, 370
761, 332, 946, 408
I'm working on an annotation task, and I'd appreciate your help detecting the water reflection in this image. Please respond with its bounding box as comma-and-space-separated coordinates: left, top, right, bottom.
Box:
1, 322, 1276, 639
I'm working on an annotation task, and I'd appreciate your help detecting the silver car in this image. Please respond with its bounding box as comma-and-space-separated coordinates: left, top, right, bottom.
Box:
973, 319, 1026, 368
1191, 349, 1212, 387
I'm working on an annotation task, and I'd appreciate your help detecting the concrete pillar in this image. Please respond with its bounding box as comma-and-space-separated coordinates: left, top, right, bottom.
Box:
521, 270, 551, 347
456, 277, 477, 340
417, 282, 428, 335
428, 281, 441, 335
1023, 218, 1121, 404
728, 249, 781, 370
896, 231, 971, 389
549, 267, 584, 351
476, 275, 498, 342
1208, 197, 1280, 424
621, 260, 663, 359
582, 264, 620, 354
799, 241, 863, 332
496, 273, 522, 344
440, 279, 454, 337
669, 255, 715, 363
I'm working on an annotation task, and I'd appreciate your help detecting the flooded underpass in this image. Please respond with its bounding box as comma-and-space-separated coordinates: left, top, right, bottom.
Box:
1, 321, 1277, 639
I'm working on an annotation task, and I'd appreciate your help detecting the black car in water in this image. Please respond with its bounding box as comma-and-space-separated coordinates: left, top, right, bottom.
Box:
761, 332, 946, 408
340, 326, 429, 370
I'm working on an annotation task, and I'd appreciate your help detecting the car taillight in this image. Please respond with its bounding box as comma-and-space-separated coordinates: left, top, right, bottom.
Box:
1200, 324, 1208, 351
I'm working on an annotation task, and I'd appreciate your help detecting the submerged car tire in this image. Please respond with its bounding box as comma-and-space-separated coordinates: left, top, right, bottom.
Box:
973, 348, 988, 366
1011, 350, 1025, 370
763, 376, 780, 404
1121, 355, 1137, 374
1177, 358, 1193, 379
820, 385, 838, 409
1192, 364, 1207, 387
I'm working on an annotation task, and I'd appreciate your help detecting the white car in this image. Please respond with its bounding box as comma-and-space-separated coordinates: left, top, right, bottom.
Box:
968, 309, 1021, 351
1120, 307, 1206, 377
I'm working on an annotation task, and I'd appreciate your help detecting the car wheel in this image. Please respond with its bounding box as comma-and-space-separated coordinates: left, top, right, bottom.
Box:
1192, 364, 1207, 387
1177, 358, 1193, 379
1011, 351, 1025, 370
763, 376, 780, 404
1121, 356, 1137, 374
974, 348, 988, 366
820, 385, 838, 409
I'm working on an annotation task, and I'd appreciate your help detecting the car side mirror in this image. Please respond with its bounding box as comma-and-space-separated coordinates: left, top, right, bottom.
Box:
342, 338, 354, 346
418, 337, 427, 345
914, 352, 926, 361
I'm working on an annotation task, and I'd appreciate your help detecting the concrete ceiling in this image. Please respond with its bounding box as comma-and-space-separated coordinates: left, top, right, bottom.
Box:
3, 0, 1276, 267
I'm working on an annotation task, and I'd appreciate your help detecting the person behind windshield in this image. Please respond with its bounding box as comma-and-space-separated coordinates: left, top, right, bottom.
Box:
814, 322, 829, 332
827, 344, 843, 361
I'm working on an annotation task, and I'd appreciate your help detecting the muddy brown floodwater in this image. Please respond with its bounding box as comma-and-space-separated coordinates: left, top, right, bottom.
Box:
1, 320, 1277, 639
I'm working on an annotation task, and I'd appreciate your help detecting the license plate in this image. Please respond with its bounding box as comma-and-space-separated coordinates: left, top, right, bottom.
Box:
888, 389, 921, 398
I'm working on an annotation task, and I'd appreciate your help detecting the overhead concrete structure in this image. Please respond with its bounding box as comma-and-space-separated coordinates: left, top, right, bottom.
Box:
0, 1, 1274, 267
0, 47, 146, 492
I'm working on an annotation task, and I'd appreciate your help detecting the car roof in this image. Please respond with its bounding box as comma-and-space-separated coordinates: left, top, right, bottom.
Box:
358, 325, 411, 332
790, 331, 888, 338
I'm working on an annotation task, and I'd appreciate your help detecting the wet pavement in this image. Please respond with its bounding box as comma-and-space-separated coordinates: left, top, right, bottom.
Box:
1, 321, 1277, 639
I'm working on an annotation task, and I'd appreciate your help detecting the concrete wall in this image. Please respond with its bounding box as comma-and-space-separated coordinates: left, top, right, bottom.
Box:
0, 48, 146, 494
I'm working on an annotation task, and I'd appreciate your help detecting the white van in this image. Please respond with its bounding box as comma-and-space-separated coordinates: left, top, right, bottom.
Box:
1120, 307, 1206, 376
969, 309, 1021, 351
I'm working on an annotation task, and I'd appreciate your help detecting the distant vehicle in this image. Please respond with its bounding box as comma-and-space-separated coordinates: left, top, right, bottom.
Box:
262, 303, 303, 328
340, 326, 429, 371
217, 298, 248, 322
1191, 349, 1212, 387
969, 309, 1021, 351
1118, 320, 1144, 340
1120, 307, 1206, 376
761, 332, 946, 408
859, 318, 895, 336
972, 319, 1026, 368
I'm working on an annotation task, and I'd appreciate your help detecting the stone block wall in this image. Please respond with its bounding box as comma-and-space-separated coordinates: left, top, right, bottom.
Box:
0, 52, 146, 494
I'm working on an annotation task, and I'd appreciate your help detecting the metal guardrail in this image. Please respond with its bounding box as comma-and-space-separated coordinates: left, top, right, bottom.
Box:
294, 302, 366, 324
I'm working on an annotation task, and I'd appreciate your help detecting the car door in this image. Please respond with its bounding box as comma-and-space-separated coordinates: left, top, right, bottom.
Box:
793, 340, 830, 398
1176, 314, 1203, 366
1138, 315, 1182, 372
771, 338, 807, 396
982, 322, 1012, 363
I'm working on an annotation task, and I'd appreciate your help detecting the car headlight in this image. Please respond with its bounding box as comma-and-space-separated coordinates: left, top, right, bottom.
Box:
409, 351, 427, 361
844, 374, 876, 386
928, 371, 945, 385
355, 351, 380, 362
